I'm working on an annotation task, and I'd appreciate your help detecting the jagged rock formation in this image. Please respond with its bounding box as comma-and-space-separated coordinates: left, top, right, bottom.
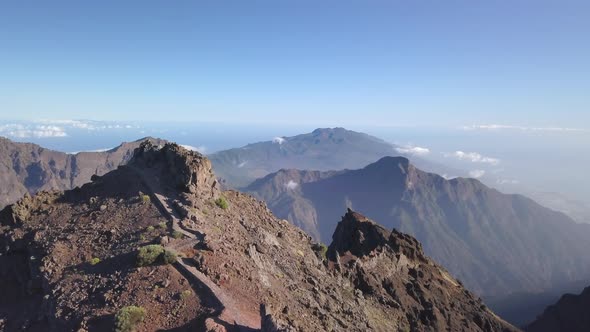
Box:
326, 209, 516, 332
0, 136, 166, 210
0, 143, 516, 331
246, 156, 590, 301
209, 127, 459, 188
526, 286, 590, 332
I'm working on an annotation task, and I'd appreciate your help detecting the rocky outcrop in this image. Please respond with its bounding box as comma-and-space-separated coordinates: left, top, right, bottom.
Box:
526, 286, 590, 332
129, 141, 220, 198
328, 209, 516, 332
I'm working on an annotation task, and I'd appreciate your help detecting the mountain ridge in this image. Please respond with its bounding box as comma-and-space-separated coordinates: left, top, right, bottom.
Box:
0, 136, 166, 210
209, 127, 460, 188
0, 142, 517, 331
246, 156, 590, 300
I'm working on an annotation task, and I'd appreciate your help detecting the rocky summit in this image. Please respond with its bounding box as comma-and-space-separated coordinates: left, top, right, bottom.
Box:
0, 143, 516, 331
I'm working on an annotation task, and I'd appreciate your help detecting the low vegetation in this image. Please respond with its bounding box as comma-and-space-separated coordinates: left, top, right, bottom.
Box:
172, 230, 184, 239
319, 243, 328, 260
215, 196, 228, 210
89, 257, 101, 266
137, 244, 177, 266
162, 250, 177, 264
115, 306, 146, 332
179, 289, 192, 300
140, 194, 151, 203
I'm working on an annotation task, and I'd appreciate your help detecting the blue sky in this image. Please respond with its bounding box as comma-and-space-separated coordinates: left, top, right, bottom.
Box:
1, 1, 589, 127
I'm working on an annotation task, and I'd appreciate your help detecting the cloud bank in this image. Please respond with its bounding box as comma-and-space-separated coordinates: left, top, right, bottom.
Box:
445, 151, 500, 165
0, 124, 68, 138
285, 180, 298, 190
180, 144, 207, 153
395, 145, 430, 156
462, 124, 587, 133
468, 170, 486, 179
272, 137, 286, 144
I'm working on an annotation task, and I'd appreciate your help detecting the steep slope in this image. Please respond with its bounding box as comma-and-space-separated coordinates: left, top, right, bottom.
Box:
246, 156, 590, 299
209, 127, 458, 188
525, 286, 590, 332
0, 136, 165, 209
0, 143, 516, 332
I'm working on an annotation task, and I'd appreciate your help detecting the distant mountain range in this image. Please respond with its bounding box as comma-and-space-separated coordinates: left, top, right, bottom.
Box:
0, 136, 164, 209
209, 127, 461, 188
246, 156, 590, 300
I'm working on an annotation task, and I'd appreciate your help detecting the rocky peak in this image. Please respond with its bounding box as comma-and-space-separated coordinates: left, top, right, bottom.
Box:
129, 141, 219, 198
329, 208, 426, 262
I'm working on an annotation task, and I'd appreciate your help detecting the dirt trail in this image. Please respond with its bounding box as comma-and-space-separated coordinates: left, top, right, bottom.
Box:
129, 165, 261, 331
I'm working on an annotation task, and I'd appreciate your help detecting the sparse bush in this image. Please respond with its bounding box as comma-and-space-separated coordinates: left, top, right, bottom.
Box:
157, 222, 167, 229
137, 245, 164, 266
146, 226, 155, 232
115, 306, 145, 332
162, 250, 177, 264
137, 245, 178, 266
179, 289, 192, 300
172, 231, 183, 239
89, 257, 101, 266
215, 197, 228, 210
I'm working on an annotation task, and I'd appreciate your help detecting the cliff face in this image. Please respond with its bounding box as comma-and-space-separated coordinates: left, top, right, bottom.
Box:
0, 143, 516, 332
0, 136, 165, 210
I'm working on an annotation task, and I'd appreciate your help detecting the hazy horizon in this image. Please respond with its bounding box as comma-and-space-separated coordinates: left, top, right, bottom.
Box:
1, 1, 589, 214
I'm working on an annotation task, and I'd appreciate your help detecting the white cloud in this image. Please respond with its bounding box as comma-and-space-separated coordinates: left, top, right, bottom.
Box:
34, 119, 139, 131
462, 124, 587, 133
395, 145, 430, 156
237, 161, 248, 168
0, 123, 68, 138
67, 147, 112, 154
468, 170, 486, 178
285, 180, 298, 190
445, 151, 500, 165
441, 174, 457, 180
180, 144, 207, 153
496, 179, 520, 185
272, 137, 286, 144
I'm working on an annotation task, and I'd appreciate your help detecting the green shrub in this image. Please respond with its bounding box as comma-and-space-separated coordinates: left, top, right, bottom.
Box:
115, 306, 145, 332
215, 197, 228, 210
146, 226, 155, 232
172, 230, 184, 239
137, 245, 164, 266
89, 257, 101, 266
162, 250, 177, 264
140, 194, 151, 203
137, 245, 178, 266
319, 243, 328, 260
157, 222, 167, 229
